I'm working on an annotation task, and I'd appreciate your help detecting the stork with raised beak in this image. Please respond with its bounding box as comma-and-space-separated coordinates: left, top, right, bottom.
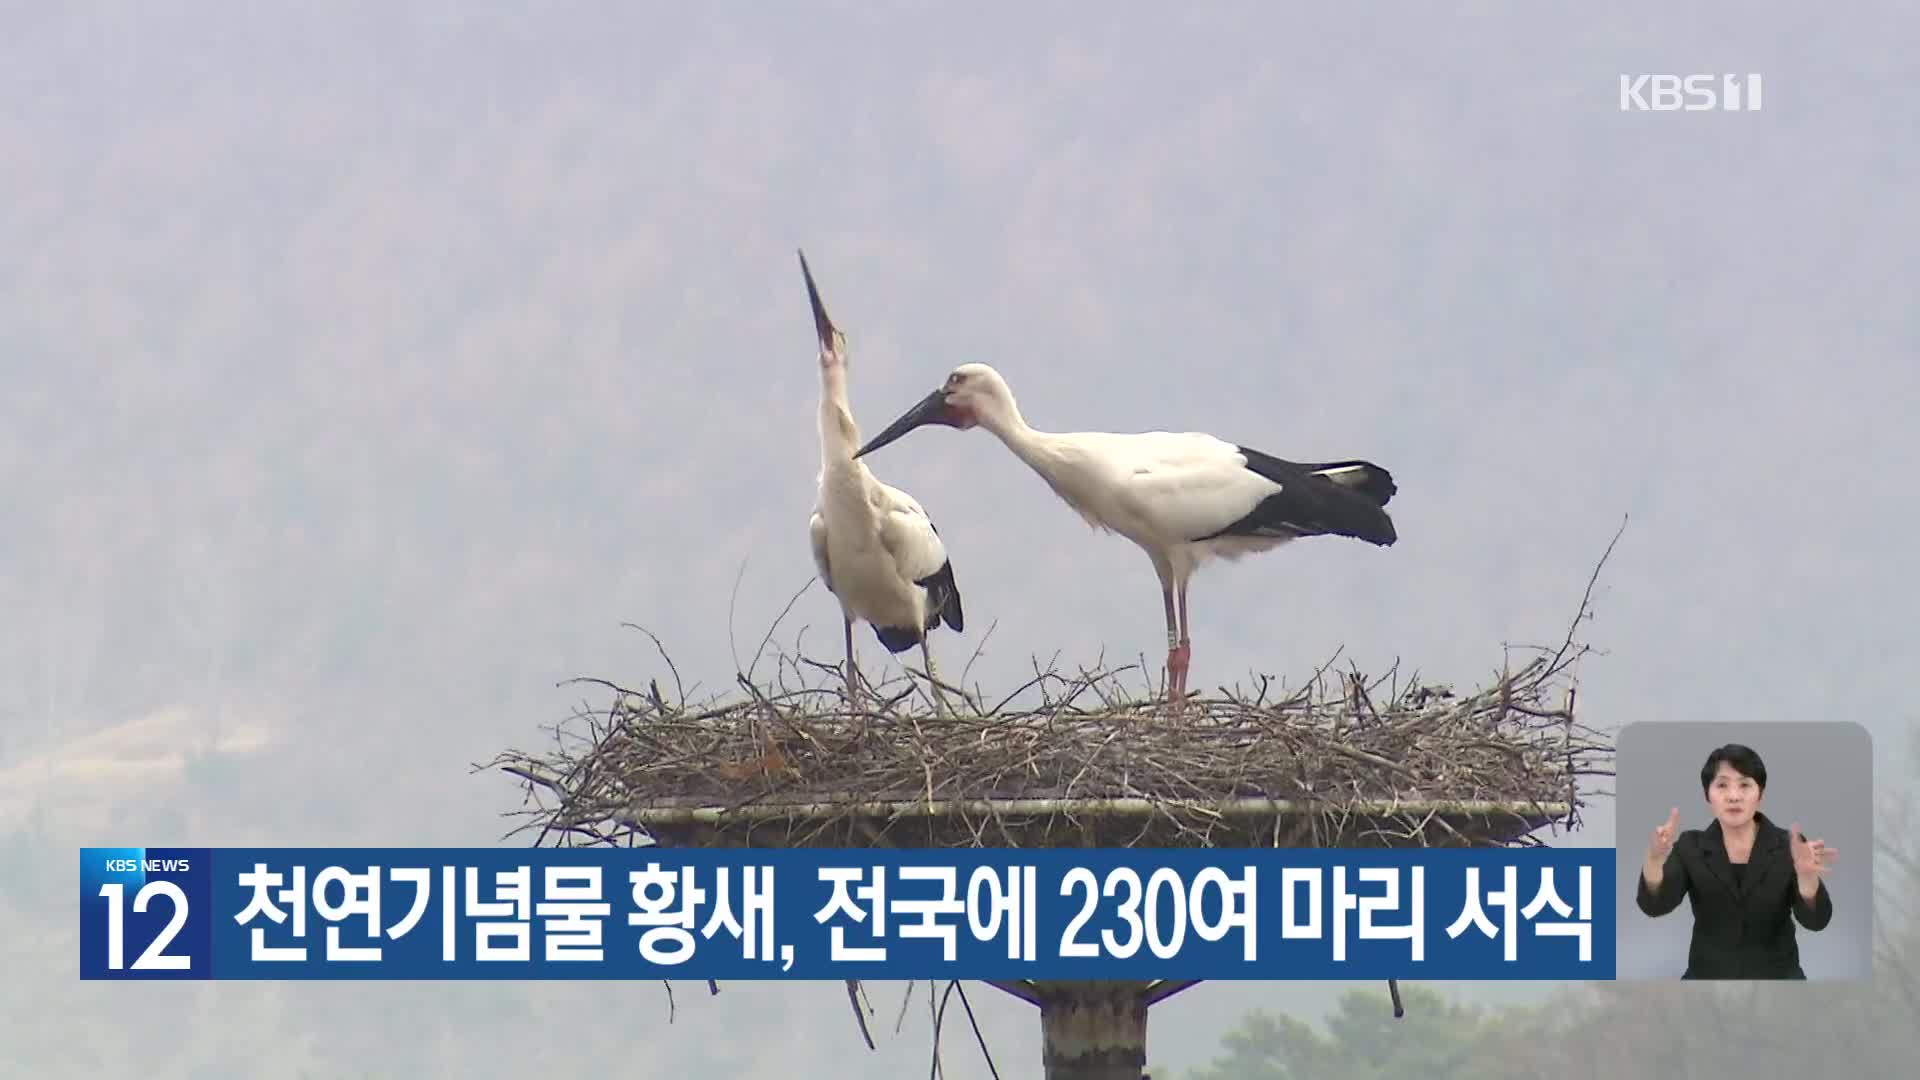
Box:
800, 252, 966, 715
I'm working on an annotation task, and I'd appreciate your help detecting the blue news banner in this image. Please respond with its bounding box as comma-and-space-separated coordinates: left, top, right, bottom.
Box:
79, 847, 1615, 981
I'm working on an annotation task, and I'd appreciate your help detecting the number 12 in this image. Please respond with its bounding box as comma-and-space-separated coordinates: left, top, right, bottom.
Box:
98, 881, 191, 970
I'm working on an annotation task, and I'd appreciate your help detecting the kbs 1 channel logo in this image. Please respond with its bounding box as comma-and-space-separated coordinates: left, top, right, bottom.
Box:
1619, 73, 1763, 112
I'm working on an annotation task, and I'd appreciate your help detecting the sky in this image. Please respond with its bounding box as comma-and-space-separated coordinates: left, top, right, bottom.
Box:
3, 2, 1917, 1076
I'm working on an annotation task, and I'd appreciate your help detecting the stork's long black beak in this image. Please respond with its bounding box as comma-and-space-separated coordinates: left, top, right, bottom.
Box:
853, 388, 949, 459
797, 248, 836, 352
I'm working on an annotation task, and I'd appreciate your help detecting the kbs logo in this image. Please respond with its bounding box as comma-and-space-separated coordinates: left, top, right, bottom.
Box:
1619, 74, 1763, 112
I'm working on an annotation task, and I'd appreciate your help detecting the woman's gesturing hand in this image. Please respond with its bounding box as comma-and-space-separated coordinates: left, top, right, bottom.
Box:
1790, 824, 1837, 879
1641, 807, 1680, 890
1647, 806, 1680, 864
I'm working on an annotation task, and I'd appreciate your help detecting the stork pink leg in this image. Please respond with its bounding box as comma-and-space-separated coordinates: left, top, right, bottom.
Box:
1174, 581, 1192, 705
843, 616, 860, 711
1168, 641, 1191, 706
1162, 585, 1184, 713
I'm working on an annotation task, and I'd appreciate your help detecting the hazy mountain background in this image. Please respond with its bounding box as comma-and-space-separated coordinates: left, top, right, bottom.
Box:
3, 3, 1915, 1076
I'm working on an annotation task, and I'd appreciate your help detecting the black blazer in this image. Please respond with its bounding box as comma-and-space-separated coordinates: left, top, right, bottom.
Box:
1635, 811, 1833, 979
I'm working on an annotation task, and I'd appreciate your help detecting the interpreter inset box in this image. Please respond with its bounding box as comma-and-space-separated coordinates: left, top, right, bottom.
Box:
1614, 720, 1873, 981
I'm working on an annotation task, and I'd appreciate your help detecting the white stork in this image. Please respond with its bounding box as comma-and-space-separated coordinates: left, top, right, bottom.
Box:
799, 251, 965, 715
853, 362, 1395, 713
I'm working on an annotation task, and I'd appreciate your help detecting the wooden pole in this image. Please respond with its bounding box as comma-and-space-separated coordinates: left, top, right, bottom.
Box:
1032, 981, 1152, 1080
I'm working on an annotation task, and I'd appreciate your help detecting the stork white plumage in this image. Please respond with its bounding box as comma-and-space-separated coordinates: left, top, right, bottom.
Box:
799, 251, 965, 715
853, 362, 1396, 713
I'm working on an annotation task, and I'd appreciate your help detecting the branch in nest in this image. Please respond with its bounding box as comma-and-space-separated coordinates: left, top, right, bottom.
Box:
847, 978, 876, 1050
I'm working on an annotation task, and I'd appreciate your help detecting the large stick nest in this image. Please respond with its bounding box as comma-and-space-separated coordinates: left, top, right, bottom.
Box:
487, 567, 1616, 851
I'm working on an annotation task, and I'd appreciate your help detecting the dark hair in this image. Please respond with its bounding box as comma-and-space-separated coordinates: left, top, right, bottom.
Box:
1700, 743, 1767, 794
